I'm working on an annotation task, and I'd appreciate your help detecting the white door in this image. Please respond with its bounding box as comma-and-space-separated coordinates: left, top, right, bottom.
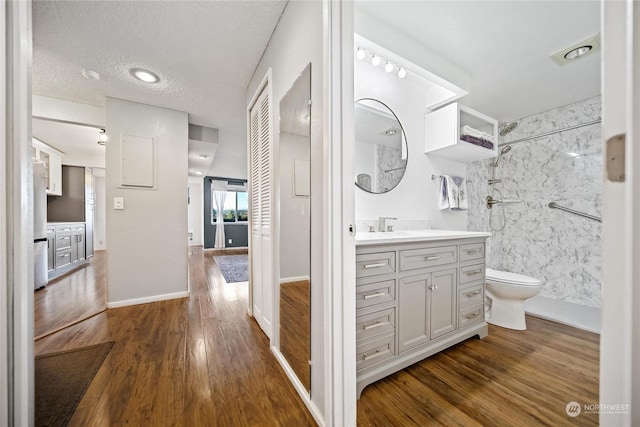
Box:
600, 1, 640, 424
249, 83, 273, 339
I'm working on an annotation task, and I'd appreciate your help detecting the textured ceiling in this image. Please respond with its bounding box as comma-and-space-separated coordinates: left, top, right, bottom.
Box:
356, 1, 600, 122
33, 0, 287, 176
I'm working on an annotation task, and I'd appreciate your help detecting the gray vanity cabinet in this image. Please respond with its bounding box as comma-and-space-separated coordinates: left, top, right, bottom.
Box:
356, 236, 489, 398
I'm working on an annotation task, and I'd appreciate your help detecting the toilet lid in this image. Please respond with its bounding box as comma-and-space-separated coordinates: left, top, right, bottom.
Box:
485, 268, 541, 286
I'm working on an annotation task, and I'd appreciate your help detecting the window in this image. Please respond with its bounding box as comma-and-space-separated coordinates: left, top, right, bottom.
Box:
212, 191, 248, 223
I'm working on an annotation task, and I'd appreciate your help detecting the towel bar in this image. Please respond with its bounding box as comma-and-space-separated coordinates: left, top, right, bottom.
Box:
548, 202, 601, 222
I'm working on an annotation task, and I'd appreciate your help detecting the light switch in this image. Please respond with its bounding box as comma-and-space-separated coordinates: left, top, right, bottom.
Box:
114, 197, 124, 210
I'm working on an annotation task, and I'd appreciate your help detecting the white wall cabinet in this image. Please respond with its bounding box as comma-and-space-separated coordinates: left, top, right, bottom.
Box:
32, 138, 63, 196
424, 102, 498, 163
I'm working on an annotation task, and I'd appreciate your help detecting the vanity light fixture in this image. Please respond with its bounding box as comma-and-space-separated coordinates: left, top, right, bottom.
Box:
384, 61, 394, 73
355, 46, 408, 80
130, 67, 160, 84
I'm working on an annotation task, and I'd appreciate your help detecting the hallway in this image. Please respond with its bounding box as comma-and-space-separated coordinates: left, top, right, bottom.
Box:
34, 247, 316, 426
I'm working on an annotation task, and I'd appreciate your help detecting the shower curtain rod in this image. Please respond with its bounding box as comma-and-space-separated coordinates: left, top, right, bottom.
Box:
501, 118, 602, 146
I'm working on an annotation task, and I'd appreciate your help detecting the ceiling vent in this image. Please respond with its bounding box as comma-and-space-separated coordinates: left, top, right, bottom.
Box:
550, 34, 600, 66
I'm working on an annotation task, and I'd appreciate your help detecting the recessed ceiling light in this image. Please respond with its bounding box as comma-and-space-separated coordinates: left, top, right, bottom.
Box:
81, 68, 100, 80
564, 46, 592, 60
550, 34, 600, 66
130, 68, 160, 84
195, 171, 203, 175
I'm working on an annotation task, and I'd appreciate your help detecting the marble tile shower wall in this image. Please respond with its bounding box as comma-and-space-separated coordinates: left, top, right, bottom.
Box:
467, 96, 602, 308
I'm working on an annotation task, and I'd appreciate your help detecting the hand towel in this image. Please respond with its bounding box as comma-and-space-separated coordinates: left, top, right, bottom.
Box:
439, 175, 467, 211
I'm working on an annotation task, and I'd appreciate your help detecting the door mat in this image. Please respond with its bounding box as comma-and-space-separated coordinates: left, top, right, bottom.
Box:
35, 342, 114, 426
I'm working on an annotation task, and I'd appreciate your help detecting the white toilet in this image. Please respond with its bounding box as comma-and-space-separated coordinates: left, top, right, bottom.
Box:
484, 268, 543, 330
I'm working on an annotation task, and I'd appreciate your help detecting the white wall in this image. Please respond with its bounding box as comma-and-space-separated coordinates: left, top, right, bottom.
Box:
188, 176, 203, 246
105, 98, 188, 306
354, 58, 468, 231
279, 132, 310, 280
93, 168, 107, 250
246, 0, 325, 420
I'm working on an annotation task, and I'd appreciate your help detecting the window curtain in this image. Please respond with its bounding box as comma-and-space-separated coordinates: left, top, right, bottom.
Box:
212, 180, 228, 249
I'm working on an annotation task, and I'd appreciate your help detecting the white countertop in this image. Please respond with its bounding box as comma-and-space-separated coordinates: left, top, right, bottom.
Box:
355, 229, 492, 246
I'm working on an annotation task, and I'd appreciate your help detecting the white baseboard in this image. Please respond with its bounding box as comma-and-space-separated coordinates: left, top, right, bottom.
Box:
271, 347, 324, 427
280, 276, 310, 284
525, 295, 601, 334
107, 290, 190, 309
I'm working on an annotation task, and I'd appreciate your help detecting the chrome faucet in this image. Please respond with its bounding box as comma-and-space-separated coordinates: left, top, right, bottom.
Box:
377, 216, 397, 232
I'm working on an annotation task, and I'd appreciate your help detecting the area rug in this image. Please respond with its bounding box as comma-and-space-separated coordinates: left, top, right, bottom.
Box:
35, 342, 114, 427
214, 255, 249, 283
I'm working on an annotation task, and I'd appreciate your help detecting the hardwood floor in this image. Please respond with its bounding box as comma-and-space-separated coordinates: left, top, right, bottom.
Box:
357, 316, 599, 426
280, 280, 311, 391
34, 247, 599, 426
34, 246, 316, 426
34, 251, 107, 339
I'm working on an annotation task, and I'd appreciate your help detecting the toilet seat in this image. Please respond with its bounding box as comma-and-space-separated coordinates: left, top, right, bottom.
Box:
485, 268, 541, 287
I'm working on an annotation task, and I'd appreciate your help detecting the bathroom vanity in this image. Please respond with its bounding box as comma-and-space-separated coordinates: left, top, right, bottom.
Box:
355, 230, 491, 397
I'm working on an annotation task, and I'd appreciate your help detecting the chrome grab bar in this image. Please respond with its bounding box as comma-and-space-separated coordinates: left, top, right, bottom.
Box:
548, 202, 601, 223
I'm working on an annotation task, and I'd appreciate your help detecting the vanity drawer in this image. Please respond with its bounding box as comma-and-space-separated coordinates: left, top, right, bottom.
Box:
356, 307, 395, 341
459, 305, 484, 328
459, 284, 484, 310
460, 263, 485, 284
399, 245, 457, 271
460, 243, 485, 262
356, 252, 396, 278
356, 333, 395, 371
356, 278, 395, 309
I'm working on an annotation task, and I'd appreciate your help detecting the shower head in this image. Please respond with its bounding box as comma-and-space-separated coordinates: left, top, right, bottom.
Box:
499, 121, 519, 137
492, 145, 512, 167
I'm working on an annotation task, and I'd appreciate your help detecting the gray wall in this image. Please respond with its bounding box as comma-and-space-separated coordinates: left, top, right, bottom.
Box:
47, 165, 86, 222
203, 177, 248, 249
105, 98, 188, 305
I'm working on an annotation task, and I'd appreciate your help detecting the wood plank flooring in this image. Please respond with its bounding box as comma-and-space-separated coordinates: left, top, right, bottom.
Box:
357, 316, 599, 426
34, 246, 599, 426
280, 280, 311, 391
35, 247, 316, 426
34, 251, 107, 339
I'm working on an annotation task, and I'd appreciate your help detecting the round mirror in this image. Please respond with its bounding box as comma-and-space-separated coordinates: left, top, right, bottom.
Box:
354, 98, 408, 193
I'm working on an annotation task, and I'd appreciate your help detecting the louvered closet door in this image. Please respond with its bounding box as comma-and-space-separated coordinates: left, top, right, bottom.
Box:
249, 86, 272, 339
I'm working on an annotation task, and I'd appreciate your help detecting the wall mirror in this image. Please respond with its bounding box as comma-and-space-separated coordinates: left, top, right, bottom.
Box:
354, 98, 408, 193
278, 63, 311, 392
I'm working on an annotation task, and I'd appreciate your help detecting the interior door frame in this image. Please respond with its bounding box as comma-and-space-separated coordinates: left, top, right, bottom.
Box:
600, 1, 640, 424
2, 1, 34, 425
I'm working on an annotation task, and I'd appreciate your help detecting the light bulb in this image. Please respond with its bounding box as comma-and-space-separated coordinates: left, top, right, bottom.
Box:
385, 61, 394, 73
356, 48, 366, 61
371, 55, 381, 66
397, 67, 407, 79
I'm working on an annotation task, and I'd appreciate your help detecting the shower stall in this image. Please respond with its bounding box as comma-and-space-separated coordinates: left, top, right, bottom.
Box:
467, 96, 602, 331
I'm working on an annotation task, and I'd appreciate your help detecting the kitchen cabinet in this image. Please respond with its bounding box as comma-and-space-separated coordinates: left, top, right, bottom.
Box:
32, 138, 63, 196
49, 222, 88, 280
355, 233, 489, 397
47, 166, 95, 259
424, 102, 498, 163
